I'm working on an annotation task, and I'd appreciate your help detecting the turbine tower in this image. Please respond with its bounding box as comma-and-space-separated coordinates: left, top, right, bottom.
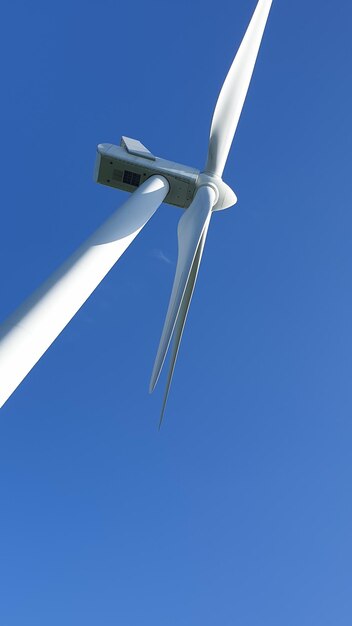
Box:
0, 0, 274, 422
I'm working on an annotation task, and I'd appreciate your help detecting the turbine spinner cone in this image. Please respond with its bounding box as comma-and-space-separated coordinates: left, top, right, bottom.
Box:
197, 172, 237, 211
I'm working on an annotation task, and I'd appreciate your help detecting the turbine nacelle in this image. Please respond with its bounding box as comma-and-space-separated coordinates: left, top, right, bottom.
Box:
95, 138, 237, 212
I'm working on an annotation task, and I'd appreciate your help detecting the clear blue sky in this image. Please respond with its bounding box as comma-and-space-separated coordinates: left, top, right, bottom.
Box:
1, 1, 352, 624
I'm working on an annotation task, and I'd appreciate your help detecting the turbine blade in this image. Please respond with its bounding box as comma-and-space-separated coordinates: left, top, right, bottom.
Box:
158, 221, 210, 428
150, 185, 217, 393
0, 175, 168, 409
205, 0, 273, 177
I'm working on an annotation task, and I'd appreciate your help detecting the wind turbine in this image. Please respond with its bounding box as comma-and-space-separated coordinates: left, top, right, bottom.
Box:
0, 0, 273, 422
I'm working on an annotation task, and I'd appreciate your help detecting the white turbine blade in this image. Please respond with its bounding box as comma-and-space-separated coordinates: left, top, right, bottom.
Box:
0, 175, 169, 409
150, 184, 217, 393
158, 221, 210, 428
205, 0, 273, 177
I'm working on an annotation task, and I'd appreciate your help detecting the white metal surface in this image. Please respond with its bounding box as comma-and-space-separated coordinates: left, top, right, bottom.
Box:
205, 0, 273, 177
150, 184, 217, 394
0, 175, 169, 409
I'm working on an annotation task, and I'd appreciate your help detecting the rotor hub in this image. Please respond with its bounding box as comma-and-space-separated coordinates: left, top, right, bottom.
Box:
197, 172, 237, 211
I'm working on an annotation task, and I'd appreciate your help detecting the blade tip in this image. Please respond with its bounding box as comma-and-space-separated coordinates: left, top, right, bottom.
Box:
149, 377, 157, 394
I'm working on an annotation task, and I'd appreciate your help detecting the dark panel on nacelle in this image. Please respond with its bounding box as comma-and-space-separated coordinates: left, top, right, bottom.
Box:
94, 143, 200, 209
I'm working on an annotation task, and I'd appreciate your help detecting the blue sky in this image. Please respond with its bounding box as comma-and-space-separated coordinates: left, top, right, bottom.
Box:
1, 0, 352, 624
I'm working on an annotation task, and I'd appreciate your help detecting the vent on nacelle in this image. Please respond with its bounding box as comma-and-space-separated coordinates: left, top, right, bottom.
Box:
123, 170, 141, 187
